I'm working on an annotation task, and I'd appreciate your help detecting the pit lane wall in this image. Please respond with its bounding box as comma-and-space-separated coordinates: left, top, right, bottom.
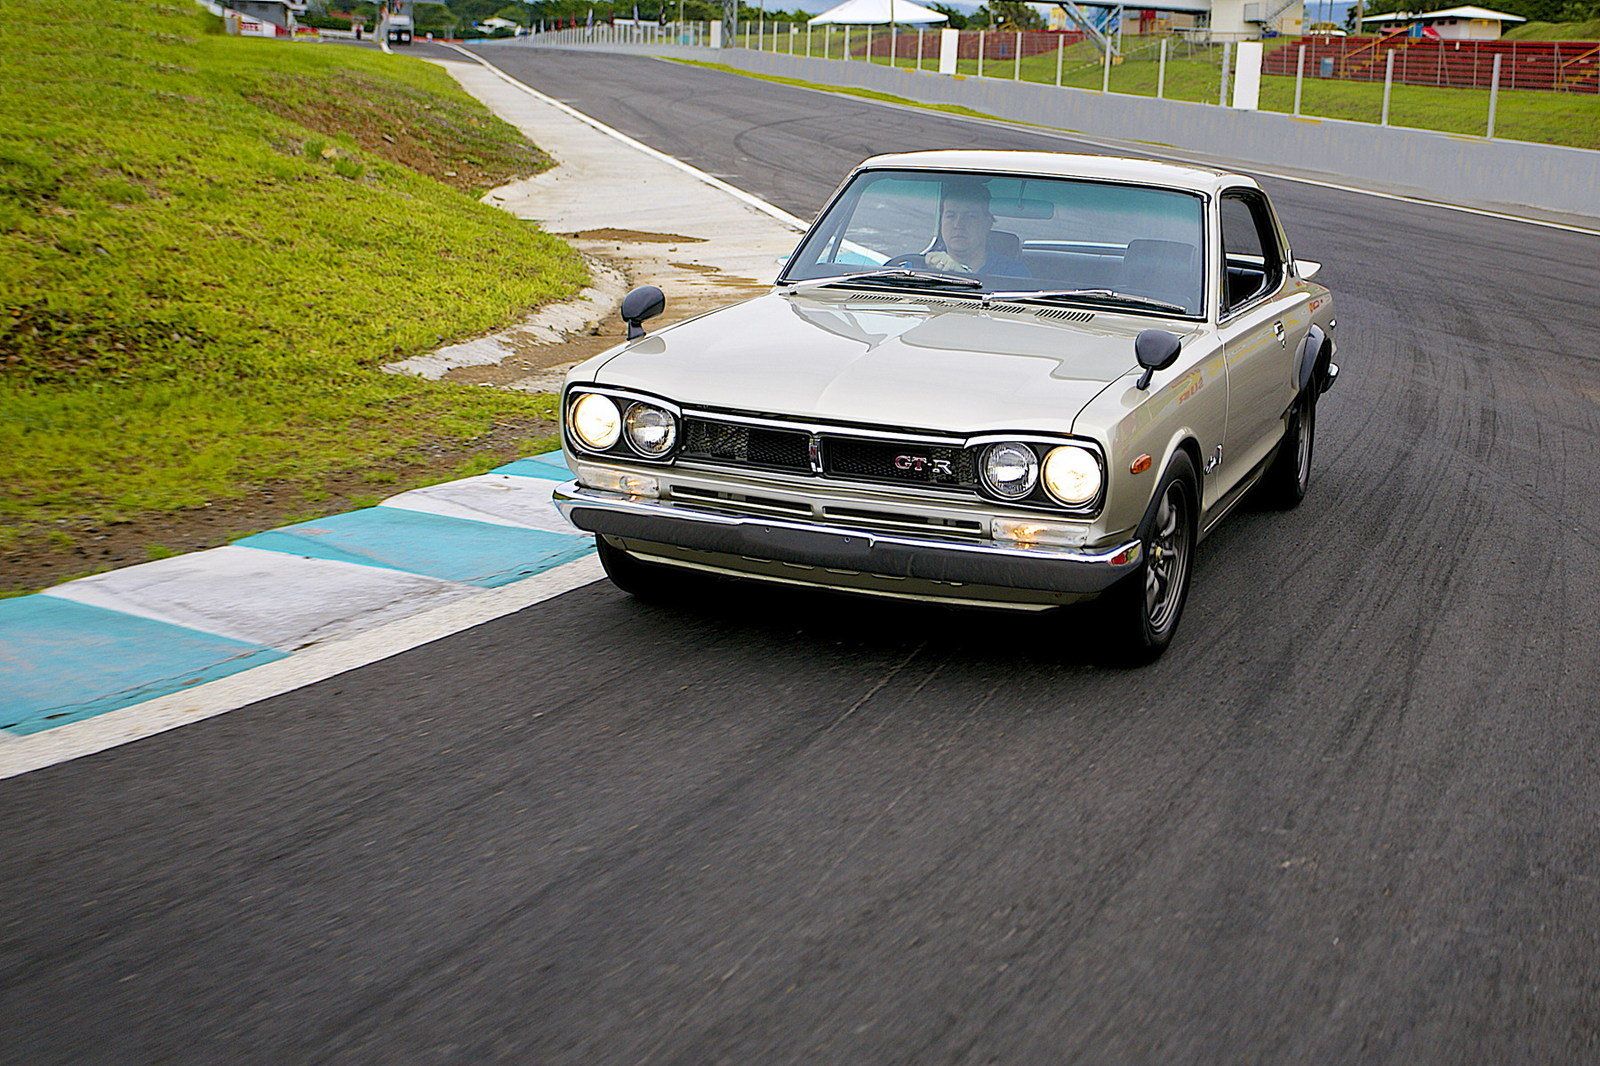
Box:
517, 41, 1600, 222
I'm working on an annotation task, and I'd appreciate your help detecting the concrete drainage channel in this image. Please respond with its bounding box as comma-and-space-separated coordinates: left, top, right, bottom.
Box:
0, 47, 802, 776
388, 48, 804, 394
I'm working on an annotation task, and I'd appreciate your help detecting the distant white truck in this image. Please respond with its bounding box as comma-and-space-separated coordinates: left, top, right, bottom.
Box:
385, 13, 413, 44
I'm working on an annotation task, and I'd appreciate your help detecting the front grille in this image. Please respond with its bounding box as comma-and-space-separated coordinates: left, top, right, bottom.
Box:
825, 438, 976, 490
661, 487, 984, 542
670, 485, 813, 518
681, 418, 809, 472
679, 412, 982, 496
820, 506, 985, 540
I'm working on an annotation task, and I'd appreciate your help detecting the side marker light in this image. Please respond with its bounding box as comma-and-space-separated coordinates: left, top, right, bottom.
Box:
1109, 543, 1142, 566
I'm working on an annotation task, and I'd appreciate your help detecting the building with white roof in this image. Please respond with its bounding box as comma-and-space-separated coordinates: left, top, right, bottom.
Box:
1038, 0, 1305, 43
807, 0, 949, 25
1357, 6, 1526, 39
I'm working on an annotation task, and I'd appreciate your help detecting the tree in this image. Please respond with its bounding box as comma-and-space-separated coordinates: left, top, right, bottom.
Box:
928, 2, 968, 27
969, 1, 1042, 29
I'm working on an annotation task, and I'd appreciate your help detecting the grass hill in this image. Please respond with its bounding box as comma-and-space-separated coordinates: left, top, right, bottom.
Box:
1504, 18, 1600, 39
1, 0, 587, 591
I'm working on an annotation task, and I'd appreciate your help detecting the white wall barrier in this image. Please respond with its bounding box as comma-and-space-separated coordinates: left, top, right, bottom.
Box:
1232, 41, 1262, 111
937, 28, 957, 76
519, 41, 1600, 220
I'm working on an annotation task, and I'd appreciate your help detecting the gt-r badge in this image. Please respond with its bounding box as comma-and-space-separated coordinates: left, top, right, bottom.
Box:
894, 454, 954, 477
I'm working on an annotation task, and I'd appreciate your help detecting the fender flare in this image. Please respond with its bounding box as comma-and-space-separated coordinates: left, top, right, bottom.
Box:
1155, 429, 1206, 492
1296, 325, 1327, 394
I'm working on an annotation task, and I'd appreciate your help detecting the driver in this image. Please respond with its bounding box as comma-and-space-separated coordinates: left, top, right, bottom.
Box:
923, 181, 1031, 279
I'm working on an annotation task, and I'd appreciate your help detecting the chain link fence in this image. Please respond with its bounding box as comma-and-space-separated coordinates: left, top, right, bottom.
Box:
721, 26, 1599, 144
523, 23, 1600, 147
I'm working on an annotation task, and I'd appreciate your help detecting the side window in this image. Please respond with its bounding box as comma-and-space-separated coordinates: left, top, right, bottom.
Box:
1220, 191, 1284, 314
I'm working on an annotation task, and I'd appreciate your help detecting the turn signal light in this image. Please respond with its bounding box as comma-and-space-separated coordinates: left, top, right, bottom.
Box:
1130, 453, 1153, 475
577, 464, 659, 498
992, 518, 1086, 549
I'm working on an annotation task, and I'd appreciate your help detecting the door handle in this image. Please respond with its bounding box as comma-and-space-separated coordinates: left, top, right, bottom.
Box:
1272, 320, 1286, 347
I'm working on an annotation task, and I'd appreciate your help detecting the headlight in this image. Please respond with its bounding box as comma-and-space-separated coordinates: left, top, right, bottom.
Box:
624, 402, 677, 457
569, 392, 621, 451
981, 442, 1038, 499
1041, 445, 1102, 506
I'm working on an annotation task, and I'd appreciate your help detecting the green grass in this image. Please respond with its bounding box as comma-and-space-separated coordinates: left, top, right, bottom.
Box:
1504, 18, 1600, 41
725, 33, 1600, 149
1, 0, 587, 548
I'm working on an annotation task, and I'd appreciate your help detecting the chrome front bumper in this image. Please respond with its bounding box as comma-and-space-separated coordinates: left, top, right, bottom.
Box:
553, 480, 1142, 597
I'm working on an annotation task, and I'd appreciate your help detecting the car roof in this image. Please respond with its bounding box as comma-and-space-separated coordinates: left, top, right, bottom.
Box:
856, 150, 1254, 196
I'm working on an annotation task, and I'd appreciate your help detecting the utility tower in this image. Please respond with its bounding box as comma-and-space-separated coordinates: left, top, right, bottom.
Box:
1048, 1, 1118, 56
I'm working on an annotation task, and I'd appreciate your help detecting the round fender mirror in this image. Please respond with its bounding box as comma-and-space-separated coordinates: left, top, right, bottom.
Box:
621, 285, 665, 340
1134, 329, 1183, 390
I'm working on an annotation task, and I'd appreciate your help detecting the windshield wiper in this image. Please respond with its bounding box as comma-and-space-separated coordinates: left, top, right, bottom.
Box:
782, 269, 984, 293
989, 288, 1189, 315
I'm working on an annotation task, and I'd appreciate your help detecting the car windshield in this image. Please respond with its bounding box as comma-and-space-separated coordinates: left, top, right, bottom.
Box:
781, 169, 1207, 317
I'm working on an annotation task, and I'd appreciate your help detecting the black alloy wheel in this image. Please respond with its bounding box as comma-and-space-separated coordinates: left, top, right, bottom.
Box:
1145, 479, 1193, 639
1099, 451, 1198, 663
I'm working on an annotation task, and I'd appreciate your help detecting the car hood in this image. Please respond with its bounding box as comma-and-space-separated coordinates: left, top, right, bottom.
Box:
591, 290, 1187, 435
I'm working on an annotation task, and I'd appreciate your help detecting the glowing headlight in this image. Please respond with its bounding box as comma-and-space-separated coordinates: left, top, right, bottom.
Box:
981, 442, 1039, 500
624, 402, 677, 457
569, 392, 621, 451
1042, 445, 1102, 506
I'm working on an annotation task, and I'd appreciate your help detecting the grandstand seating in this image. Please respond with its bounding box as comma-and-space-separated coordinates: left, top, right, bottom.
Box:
1263, 34, 1599, 93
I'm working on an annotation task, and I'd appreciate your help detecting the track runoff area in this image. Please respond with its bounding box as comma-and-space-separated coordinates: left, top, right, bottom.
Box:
5, 44, 1600, 1064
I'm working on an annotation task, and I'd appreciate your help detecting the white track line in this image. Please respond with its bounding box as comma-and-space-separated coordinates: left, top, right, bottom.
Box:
628, 53, 1600, 239
441, 43, 809, 232
0, 556, 604, 780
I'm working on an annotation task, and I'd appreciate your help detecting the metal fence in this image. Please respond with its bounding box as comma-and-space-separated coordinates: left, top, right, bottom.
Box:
530, 21, 715, 47
724, 26, 1600, 96
520, 26, 1600, 143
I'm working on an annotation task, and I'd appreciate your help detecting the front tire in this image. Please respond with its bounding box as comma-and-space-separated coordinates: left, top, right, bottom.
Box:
595, 536, 682, 601
1098, 452, 1198, 663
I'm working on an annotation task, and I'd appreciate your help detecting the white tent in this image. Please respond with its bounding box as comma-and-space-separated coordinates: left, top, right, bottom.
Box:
808, 0, 948, 25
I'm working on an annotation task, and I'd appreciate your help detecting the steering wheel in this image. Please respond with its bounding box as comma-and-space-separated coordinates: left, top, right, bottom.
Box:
881, 253, 927, 270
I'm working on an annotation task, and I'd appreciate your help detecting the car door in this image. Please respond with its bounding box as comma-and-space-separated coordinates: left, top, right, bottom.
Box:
1215, 188, 1307, 491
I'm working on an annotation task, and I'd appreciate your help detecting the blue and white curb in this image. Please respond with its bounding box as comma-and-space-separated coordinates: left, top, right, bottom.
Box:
0, 453, 589, 749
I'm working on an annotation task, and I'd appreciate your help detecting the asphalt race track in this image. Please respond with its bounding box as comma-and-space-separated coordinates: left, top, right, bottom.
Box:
4, 48, 1599, 1064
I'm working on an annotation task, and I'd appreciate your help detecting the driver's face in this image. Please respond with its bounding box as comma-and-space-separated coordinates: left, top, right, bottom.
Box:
940, 200, 992, 257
